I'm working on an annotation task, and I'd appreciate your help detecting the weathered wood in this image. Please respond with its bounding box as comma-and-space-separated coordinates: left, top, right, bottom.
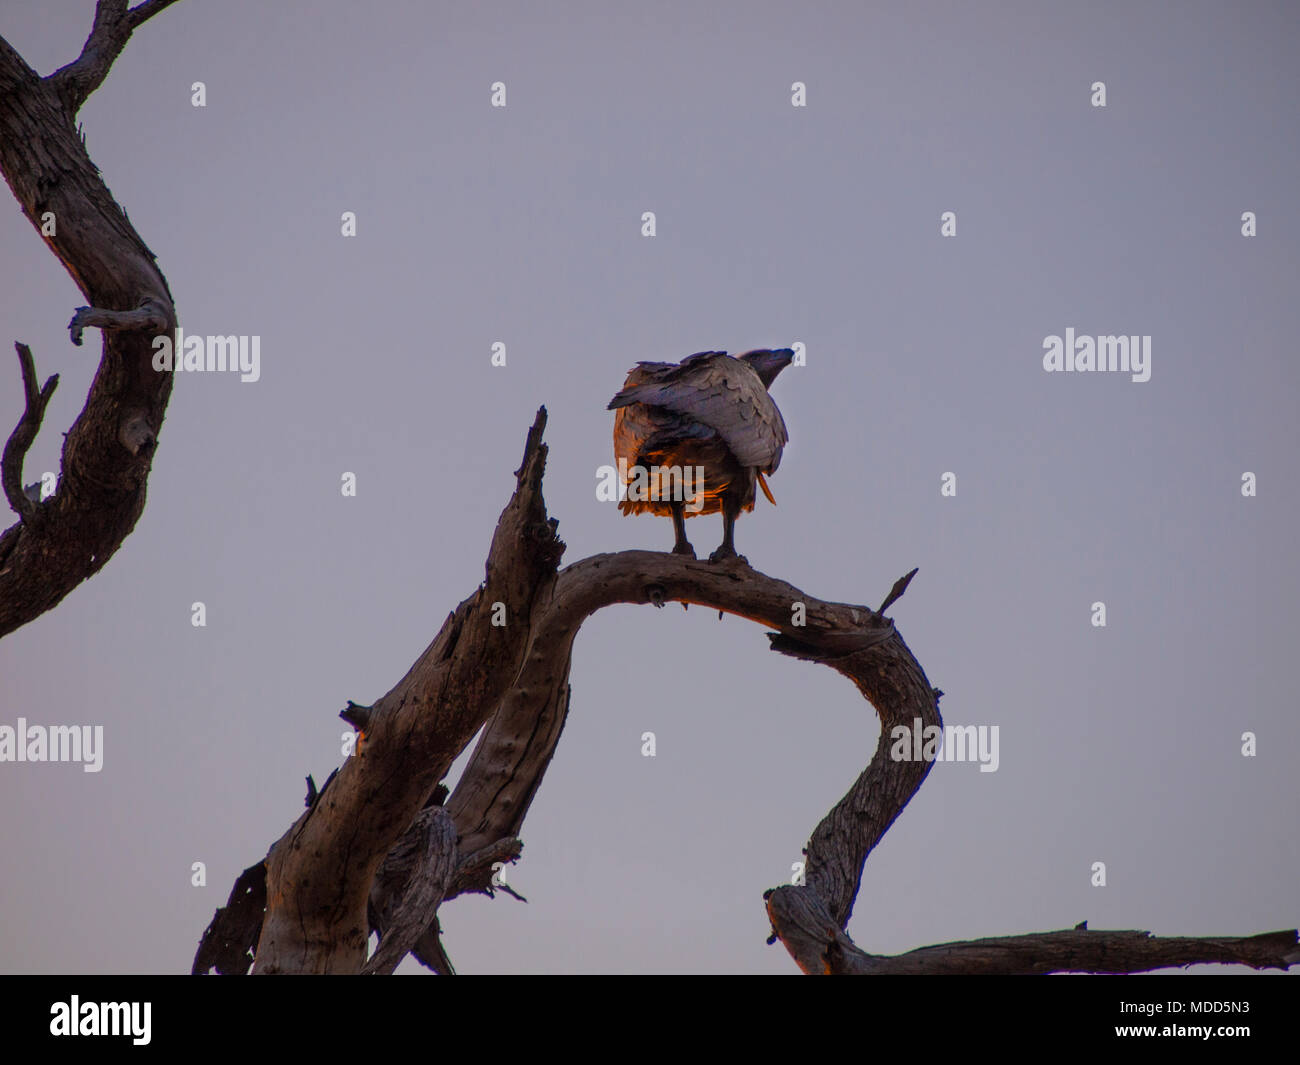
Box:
252, 410, 564, 973
50, 1, 183, 114
208, 414, 1300, 975
1, 344, 58, 524
364, 806, 458, 975
767, 924, 1300, 976
0, 3, 180, 638
192, 862, 267, 976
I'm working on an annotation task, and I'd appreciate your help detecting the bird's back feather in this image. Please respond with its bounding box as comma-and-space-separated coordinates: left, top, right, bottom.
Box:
607, 351, 788, 473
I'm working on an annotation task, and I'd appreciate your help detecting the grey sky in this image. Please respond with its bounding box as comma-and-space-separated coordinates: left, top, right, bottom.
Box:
0, 0, 1296, 974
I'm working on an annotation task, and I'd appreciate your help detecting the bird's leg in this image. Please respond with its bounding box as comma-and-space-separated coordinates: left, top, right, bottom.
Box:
709, 497, 743, 563
669, 501, 696, 557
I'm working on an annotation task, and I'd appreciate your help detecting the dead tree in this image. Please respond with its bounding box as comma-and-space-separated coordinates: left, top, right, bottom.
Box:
0, 1, 179, 639
2, 4, 1293, 978
195, 411, 1299, 975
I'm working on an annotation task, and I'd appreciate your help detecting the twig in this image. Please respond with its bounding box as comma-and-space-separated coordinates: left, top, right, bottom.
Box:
339, 700, 372, 731
2, 343, 58, 522
68, 298, 170, 346
878, 567, 918, 614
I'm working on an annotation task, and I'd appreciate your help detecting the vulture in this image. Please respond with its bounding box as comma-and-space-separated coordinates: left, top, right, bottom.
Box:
608, 348, 794, 562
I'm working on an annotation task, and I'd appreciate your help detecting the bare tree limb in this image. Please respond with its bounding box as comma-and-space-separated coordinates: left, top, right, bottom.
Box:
444, 837, 524, 900
252, 409, 564, 973
228, 408, 919, 973
364, 807, 458, 975
878, 566, 917, 614
340, 701, 372, 732
192, 862, 267, 976
201, 412, 1298, 976
126, 0, 184, 30
445, 677, 571, 878
761, 922, 1300, 975
68, 297, 171, 346
412, 917, 456, 976
2, 344, 58, 524
0, 17, 179, 637
48, 0, 182, 116
366, 833, 523, 974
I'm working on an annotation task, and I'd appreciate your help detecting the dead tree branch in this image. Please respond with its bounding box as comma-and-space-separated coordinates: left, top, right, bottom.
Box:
68, 298, 171, 346
49, 0, 182, 115
364, 806, 459, 975
2, 343, 58, 524
250, 409, 564, 973
200, 411, 1298, 975
0, 5, 180, 637
192, 862, 267, 977
772, 925, 1300, 976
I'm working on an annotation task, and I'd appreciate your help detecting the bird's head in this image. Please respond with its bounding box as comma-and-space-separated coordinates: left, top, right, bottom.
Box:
738, 348, 795, 389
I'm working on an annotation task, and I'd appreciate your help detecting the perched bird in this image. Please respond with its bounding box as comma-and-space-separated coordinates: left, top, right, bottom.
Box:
608, 348, 794, 562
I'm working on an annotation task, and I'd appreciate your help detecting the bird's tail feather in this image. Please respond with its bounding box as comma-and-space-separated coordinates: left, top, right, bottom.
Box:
757, 471, 776, 505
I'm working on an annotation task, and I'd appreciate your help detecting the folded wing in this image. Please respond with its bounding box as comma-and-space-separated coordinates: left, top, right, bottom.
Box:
607, 351, 788, 473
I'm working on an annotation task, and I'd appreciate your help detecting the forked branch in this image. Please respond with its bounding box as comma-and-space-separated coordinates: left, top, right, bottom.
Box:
49, 0, 183, 115
0, 6, 179, 637
199, 412, 1298, 976
2, 343, 58, 524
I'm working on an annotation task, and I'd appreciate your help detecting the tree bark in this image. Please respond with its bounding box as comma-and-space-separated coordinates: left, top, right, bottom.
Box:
251, 411, 564, 973
0, 1, 180, 638
201, 410, 1300, 975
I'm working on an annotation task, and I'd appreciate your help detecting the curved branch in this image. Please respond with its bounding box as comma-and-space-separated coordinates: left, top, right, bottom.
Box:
0, 18, 178, 638
203, 412, 1298, 976
68, 298, 171, 346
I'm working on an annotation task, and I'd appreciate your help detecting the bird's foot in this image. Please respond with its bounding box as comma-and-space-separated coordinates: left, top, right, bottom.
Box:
708, 544, 746, 564
670, 542, 697, 558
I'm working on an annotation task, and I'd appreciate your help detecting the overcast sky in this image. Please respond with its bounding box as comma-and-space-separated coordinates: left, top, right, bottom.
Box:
1, 0, 1297, 975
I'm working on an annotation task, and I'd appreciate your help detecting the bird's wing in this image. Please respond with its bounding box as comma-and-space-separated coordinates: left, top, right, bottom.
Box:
607, 353, 727, 409
608, 353, 788, 472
